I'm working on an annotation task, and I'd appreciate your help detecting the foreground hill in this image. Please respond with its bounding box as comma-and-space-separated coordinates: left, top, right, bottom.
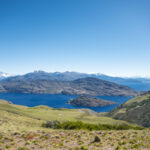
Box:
0, 99, 149, 150
0, 77, 137, 96
0, 99, 131, 132
108, 91, 150, 127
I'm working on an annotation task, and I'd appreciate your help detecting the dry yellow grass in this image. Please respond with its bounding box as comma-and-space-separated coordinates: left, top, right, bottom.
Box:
0, 99, 148, 150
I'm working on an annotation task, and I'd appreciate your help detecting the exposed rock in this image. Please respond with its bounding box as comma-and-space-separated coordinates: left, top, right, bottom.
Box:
68, 95, 116, 107
92, 136, 101, 143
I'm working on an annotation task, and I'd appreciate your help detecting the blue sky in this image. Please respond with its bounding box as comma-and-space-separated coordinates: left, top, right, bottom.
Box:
0, 0, 150, 77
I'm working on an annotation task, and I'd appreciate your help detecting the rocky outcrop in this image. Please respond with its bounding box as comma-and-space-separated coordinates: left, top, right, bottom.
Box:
68, 95, 116, 107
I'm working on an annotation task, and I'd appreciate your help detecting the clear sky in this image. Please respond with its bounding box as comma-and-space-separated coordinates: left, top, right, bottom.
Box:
0, 0, 150, 77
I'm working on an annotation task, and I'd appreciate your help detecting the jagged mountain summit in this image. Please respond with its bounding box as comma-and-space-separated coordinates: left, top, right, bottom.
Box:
3, 71, 93, 81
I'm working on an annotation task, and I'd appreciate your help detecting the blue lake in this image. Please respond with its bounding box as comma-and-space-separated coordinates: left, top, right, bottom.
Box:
0, 93, 132, 112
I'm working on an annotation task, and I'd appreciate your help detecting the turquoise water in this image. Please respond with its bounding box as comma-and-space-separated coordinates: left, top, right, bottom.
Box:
0, 93, 132, 112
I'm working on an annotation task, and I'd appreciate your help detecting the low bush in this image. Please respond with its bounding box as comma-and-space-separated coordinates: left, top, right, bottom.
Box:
42, 120, 144, 131
42, 120, 59, 129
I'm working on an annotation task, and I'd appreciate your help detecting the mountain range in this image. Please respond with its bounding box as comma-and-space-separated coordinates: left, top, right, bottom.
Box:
1, 70, 150, 91
0, 77, 137, 96
1, 70, 150, 126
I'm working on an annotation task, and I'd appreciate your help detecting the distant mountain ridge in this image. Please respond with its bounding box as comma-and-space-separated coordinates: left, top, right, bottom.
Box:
1, 70, 150, 91
3, 71, 94, 81
0, 77, 137, 96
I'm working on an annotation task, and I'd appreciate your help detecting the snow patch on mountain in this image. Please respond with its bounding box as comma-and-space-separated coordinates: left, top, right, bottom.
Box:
0, 72, 11, 79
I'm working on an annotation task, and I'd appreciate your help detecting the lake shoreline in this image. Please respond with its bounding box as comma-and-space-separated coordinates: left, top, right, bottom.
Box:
0, 93, 133, 112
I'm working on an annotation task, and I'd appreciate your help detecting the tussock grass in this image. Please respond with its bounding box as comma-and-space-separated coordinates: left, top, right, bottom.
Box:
0, 99, 147, 150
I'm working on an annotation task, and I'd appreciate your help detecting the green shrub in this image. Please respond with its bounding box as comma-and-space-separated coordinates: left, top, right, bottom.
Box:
42, 120, 59, 129
18, 147, 29, 150
42, 120, 144, 131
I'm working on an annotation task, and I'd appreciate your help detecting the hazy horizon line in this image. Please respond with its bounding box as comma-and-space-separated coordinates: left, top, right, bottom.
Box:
1, 70, 150, 79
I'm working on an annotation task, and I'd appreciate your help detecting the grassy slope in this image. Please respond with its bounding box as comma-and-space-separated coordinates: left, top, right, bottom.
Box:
108, 92, 150, 127
0, 99, 134, 133
1, 99, 150, 150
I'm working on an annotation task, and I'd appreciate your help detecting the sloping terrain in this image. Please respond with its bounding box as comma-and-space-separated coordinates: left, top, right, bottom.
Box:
0, 99, 149, 150
108, 91, 150, 127
0, 77, 137, 96
0, 99, 131, 133
1, 129, 150, 150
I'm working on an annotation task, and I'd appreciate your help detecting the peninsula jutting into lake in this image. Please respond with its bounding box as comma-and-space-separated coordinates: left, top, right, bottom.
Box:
68, 95, 116, 107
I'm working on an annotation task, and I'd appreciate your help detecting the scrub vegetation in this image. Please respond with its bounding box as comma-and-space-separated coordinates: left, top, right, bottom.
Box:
0, 99, 150, 150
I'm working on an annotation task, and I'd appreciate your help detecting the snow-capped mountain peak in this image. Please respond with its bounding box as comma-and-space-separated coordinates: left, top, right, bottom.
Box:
0, 72, 11, 79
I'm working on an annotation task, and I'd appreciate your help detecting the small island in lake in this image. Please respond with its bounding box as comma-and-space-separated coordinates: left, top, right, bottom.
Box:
68, 95, 116, 107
